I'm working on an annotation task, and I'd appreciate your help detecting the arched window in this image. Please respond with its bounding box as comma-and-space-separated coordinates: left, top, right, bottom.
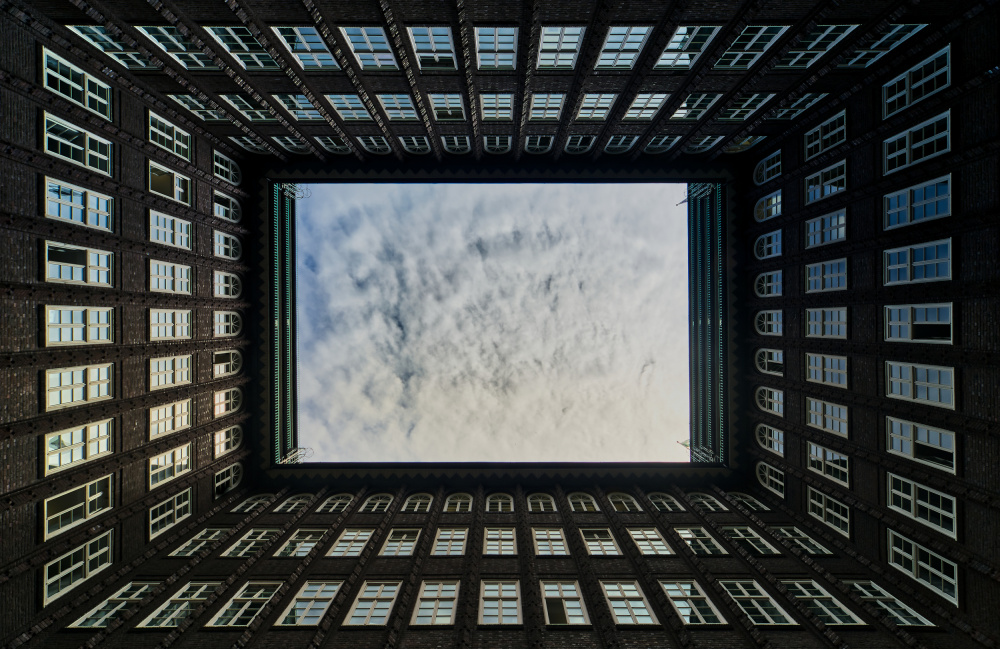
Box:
360, 494, 393, 513
729, 492, 769, 512
527, 494, 556, 512
486, 493, 514, 513
273, 135, 310, 154
524, 135, 553, 154
358, 135, 392, 155
402, 493, 433, 512
608, 493, 641, 512
316, 135, 352, 154
755, 349, 784, 376
214, 271, 242, 298
568, 493, 598, 512
682, 135, 724, 154
213, 350, 242, 378
214, 311, 243, 337
687, 493, 727, 512
275, 494, 312, 513
230, 135, 269, 153
214, 425, 242, 457
755, 310, 782, 336
214, 462, 242, 498
564, 135, 595, 154
214, 231, 242, 260
722, 135, 766, 154
213, 150, 242, 185
754, 190, 782, 222
317, 494, 353, 513
604, 135, 638, 154
757, 463, 785, 496
754, 271, 782, 297
441, 135, 470, 154
647, 493, 684, 512
755, 424, 784, 456
400, 135, 431, 154
756, 387, 784, 416
214, 192, 241, 223
644, 135, 679, 154
483, 135, 512, 154
753, 150, 781, 185
444, 493, 472, 513
754, 230, 781, 259
231, 493, 273, 513
214, 388, 242, 417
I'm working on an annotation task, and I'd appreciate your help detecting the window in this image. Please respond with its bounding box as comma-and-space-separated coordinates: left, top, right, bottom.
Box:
45, 178, 113, 231
807, 443, 849, 485
755, 387, 783, 416
601, 581, 656, 624
230, 135, 270, 152
885, 303, 952, 344
624, 93, 668, 120
214, 311, 243, 337
69, 25, 151, 69
328, 94, 372, 121
378, 94, 417, 121
402, 493, 432, 512
541, 581, 588, 624
44, 363, 112, 410
43, 49, 112, 119
755, 271, 782, 297
783, 581, 861, 624
647, 493, 683, 512
223, 529, 280, 557
407, 27, 456, 70
139, 581, 221, 627
149, 261, 191, 294
317, 494, 353, 513
357, 135, 392, 155
772, 93, 826, 119
208, 582, 282, 627
687, 493, 726, 512
537, 27, 585, 69
530, 93, 565, 120
149, 444, 191, 488
275, 495, 313, 513
533, 528, 568, 555
214, 426, 242, 457
568, 493, 598, 512
149, 489, 191, 538
527, 494, 556, 512
345, 582, 402, 625
214, 192, 242, 223
480, 93, 514, 120
771, 526, 830, 555
380, 529, 420, 556
341, 27, 397, 69
754, 424, 784, 456
595, 26, 651, 68
604, 135, 639, 154
43, 531, 113, 604
316, 136, 351, 154
753, 151, 781, 185
887, 417, 955, 473
808, 487, 850, 535
804, 210, 846, 250
148, 112, 191, 160
483, 135, 512, 154
805, 160, 846, 204
628, 528, 672, 555
444, 493, 472, 512
564, 135, 596, 154
805, 110, 846, 160
755, 349, 783, 376
231, 494, 272, 513
44, 420, 112, 474
754, 231, 781, 260
479, 581, 521, 624
806, 353, 847, 387
210, 151, 241, 185
756, 463, 785, 496
721, 526, 779, 555
884, 111, 950, 174
214, 461, 240, 496
807, 308, 847, 339
675, 527, 726, 555
486, 493, 514, 512
149, 355, 192, 390
43, 113, 112, 174
524, 135, 554, 154
170, 94, 227, 121
139, 25, 217, 68
888, 474, 956, 537
399, 135, 431, 155
577, 93, 617, 120
214, 231, 241, 260
273, 94, 322, 120
714, 26, 788, 69
755, 310, 782, 336
661, 581, 723, 624
754, 190, 781, 222
274, 135, 313, 156
884, 239, 951, 285
848, 582, 932, 625
45, 306, 113, 346
360, 494, 393, 513
719, 581, 794, 624
148, 162, 190, 204
150, 309, 191, 341
428, 93, 465, 121
887, 530, 957, 603
581, 529, 620, 555
839, 23, 924, 68
432, 528, 467, 555
806, 259, 847, 292
886, 361, 954, 408
884, 46, 949, 118
656, 25, 719, 68
807, 397, 848, 436
729, 493, 770, 511
606, 493, 640, 512
149, 399, 191, 438
214, 271, 242, 298
484, 528, 516, 554
475, 27, 518, 69
44, 475, 113, 539
277, 582, 342, 626
272, 26, 337, 69
644, 135, 680, 154
776, 24, 857, 68
719, 93, 774, 121
411, 581, 459, 625
671, 93, 721, 120
885, 176, 951, 230
275, 529, 325, 557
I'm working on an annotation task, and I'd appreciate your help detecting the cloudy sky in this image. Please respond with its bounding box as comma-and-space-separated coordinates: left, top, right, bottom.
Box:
296, 183, 691, 463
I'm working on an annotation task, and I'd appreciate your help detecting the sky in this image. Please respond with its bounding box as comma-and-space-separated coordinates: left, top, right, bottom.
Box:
295, 183, 691, 463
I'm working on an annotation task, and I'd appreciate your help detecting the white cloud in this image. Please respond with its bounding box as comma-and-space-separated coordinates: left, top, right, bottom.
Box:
296, 183, 691, 462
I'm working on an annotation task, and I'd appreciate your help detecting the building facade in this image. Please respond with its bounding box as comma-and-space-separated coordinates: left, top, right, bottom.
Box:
0, 0, 998, 647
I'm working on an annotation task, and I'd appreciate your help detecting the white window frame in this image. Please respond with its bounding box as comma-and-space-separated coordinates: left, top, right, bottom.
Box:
149, 260, 191, 295
755, 386, 783, 416
532, 528, 569, 555
214, 230, 241, 260
537, 26, 585, 69
277, 581, 342, 626
45, 363, 113, 410
214, 425, 243, 457
883, 239, 951, 285
577, 93, 617, 120
328, 529, 373, 557
273, 135, 310, 154
432, 528, 467, 556
360, 493, 393, 513
214, 192, 241, 223
148, 111, 191, 161
486, 493, 514, 512
444, 493, 472, 512
753, 151, 781, 185
272, 26, 338, 70
213, 150, 241, 184
644, 135, 680, 154
70, 25, 150, 69
69, 582, 159, 628
42, 49, 113, 120
886, 361, 955, 409
772, 93, 826, 119
205, 26, 279, 71
624, 93, 668, 120
807, 487, 850, 536
884, 175, 951, 230
274, 495, 313, 514
207, 582, 283, 627
524, 135, 554, 154
44, 177, 113, 231
540, 581, 589, 625
883, 46, 950, 118
885, 303, 952, 344
887, 416, 955, 473
719, 93, 775, 121
771, 526, 831, 555
656, 25, 719, 69
775, 25, 857, 69
43, 530, 113, 605
755, 310, 782, 336
214, 311, 243, 337
783, 580, 862, 625
44, 305, 113, 346
222, 528, 280, 557
483, 135, 512, 154
670, 93, 721, 120
806, 259, 847, 293
475, 27, 518, 70
730, 493, 770, 511
564, 134, 596, 154
317, 494, 353, 513
755, 349, 784, 376
580, 528, 620, 555
807, 442, 850, 485
149, 354, 192, 391
805, 160, 846, 204
170, 94, 226, 121
43, 113, 112, 175
604, 134, 639, 154
628, 528, 672, 555
754, 271, 782, 297
754, 230, 781, 260
273, 93, 323, 121
399, 135, 431, 154
479, 580, 521, 624
688, 493, 727, 512
410, 581, 460, 625
149, 443, 192, 489
887, 473, 957, 538
316, 135, 351, 154
529, 93, 565, 120
344, 581, 403, 625
756, 462, 785, 496
148, 162, 191, 205
150, 309, 191, 341
378, 94, 417, 121
568, 493, 599, 512
44, 419, 113, 474
883, 111, 950, 174
483, 527, 517, 555
848, 581, 932, 625
839, 24, 924, 69
807, 397, 848, 436
149, 398, 191, 438
718, 580, 795, 625
805, 209, 846, 249
357, 135, 391, 155
527, 493, 557, 512
676, 527, 726, 555
804, 110, 846, 160
214, 271, 242, 298
720, 526, 780, 555
595, 26, 651, 69
401, 493, 433, 513
753, 190, 781, 221
407, 27, 457, 71
647, 493, 683, 512
608, 492, 641, 512
713, 26, 789, 70
806, 353, 848, 388
887, 530, 958, 603
600, 581, 657, 624
231, 495, 272, 513
380, 528, 421, 556
214, 388, 242, 418
44, 474, 113, 540
149, 488, 192, 539
275, 529, 326, 557
327, 94, 372, 121
341, 27, 398, 70
428, 94, 465, 121
806, 307, 847, 339
661, 580, 724, 624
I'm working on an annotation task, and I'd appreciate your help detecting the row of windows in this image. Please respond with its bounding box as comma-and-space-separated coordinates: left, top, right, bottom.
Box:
756, 304, 952, 344
45, 305, 242, 347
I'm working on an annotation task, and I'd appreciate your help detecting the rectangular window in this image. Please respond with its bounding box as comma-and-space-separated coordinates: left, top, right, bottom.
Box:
530, 93, 565, 120
169, 94, 227, 121
149, 399, 191, 438
44, 530, 113, 605
628, 528, 672, 555
806, 353, 847, 387
601, 581, 656, 624
537, 26, 585, 69
805, 110, 846, 160
624, 93, 669, 120
887, 530, 958, 603
149, 444, 191, 488
656, 25, 719, 69
884, 239, 951, 285
532, 528, 568, 555
328, 529, 373, 557
427, 93, 465, 121
596, 26, 651, 69
805, 210, 846, 248
719, 581, 794, 624
69, 25, 151, 69
150, 309, 191, 341
671, 93, 722, 120
884, 46, 950, 118
149, 261, 191, 294
275, 529, 326, 557
149, 488, 192, 538
346, 581, 402, 625
277, 581, 341, 626
848, 581, 932, 626
888, 473, 956, 537
44, 474, 113, 539
775, 25, 857, 69
45, 177, 113, 231
720, 526, 780, 555
887, 416, 955, 473
148, 112, 191, 160
783, 580, 861, 624
208, 582, 282, 627
714, 26, 788, 69
479, 581, 521, 624
148, 162, 190, 205
577, 93, 617, 120
272, 26, 338, 70
885, 304, 952, 344
886, 361, 954, 408
138, 25, 217, 69
206, 26, 278, 70
581, 529, 620, 555
806, 308, 847, 339
541, 581, 589, 624
44, 419, 113, 474
484, 528, 516, 555
411, 581, 459, 625
661, 581, 723, 624
149, 211, 191, 250
341, 27, 398, 70
675, 527, 726, 555
273, 94, 323, 121
884, 175, 951, 230
223, 529, 281, 557
475, 27, 518, 69
807, 487, 850, 536
808, 443, 850, 485
805, 160, 846, 204
884, 111, 950, 174
45, 363, 112, 410
770, 526, 831, 555
379, 529, 420, 556
45, 306, 113, 346
718, 93, 775, 121
377, 94, 417, 121
43, 49, 112, 119
432, 528, 467, 556
70, 582, 158, 628
139, 581, 221, 627
169, 529, 228, 557
839, 24, 924, 68
44, 113, 112, 175
807, 397, 848, 436
327, 94, 371, 121
220, 94, 273, 122
408, 27, 457, 70
773, 93, 826, 119
480, 93, 514, 120
806, 259, 847, 292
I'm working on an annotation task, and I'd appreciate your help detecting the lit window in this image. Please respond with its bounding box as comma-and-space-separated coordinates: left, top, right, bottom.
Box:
721, 526, 780, 555
808, 487, 850, 536
149, 488, 192, 538
214, 425, 242, 457
661, 581, 723, 624
475, 27, 518, 69
644, 135, 680, 154
533, 528, 568, 555
380, 529, 421, 556
230, 135, 270, 153
884, 239, 951, 285
231, 495, 272, 513
68, 26, 151, 69
671, 93, 721, 120
624, 93, 668, 120
402, 493, 433, 512
149, 399, 191, 438
774, 25, 857, 68
886, 361, 954, 409
411, 581, 459, 625
139, 25, 217, 69
527, 494, 556, 512
754, 271, 782, 297
149, 261, 191, 294
328, 94, 371, 121
806, 259, 847, 292
805, 160, 846, 204
341, 27, 397, 69
214, 311, 243, 337
480, 93, 514, 120
885, 304, 952, 344
756, 424, 784, 456
399, 135, 431, 154
755, 349, 783, 376
346, 581, 402, 625
647, 493, 683, 512
45, 306, 113, 346
407, 27, 457, 70
148, 112, 191, 161
43, 530, 113, 604
581, 529, 620, 555
220, 94, 273, 122
273, 94, 322, 121
277, 582, 342, 626
604, 135, 638, 154
44, 363, 113, 411
170, 94, 227, 121
577, 93, 617, 120
628, 528, 672, 555
43, 49, 112, 119
756, 463, 785, 496
755, 310, 782, 336
432, 528, 467, 555
564, 134, 596, 154
887, 416, 955, 473
884, 111, 950, 174
524, 135, 554, 154
316, 136, 352, 154
848, 581, 932, 625
754, 230, 781, 260
753, 190, 781, 221
656, 26, 719, 68
888, 473, 957, 537
676, 527, 726, 555
887, 530, 957, 603
428, 93, 465, 120
719, 581, 794, 624
807, 443, 850, 485
806, 353, 847, 387
772, 93, 826, 120
807, 397, 848, 436
214, 271, 242, 298
480, 581, 521, 624
214, 192, 242, 222
379, 94, 417, 120
771, 526, 830, 554
272, 27, 337, 69
783, 580, 861, 624
806, 308, 846, 339
222, 529, 280, 557
484, 528, 516, 554
274, 495, 313, 514
44, 113, 112, 174
214, 388, 243, 417
148, 162, 190, 204
568, 493, 598, 511
537, 27, 585, 69
139, 581, 221, 627
884, 175, 950, 230
208, 582, 282, 627
884, 46, 949, 118
714, 26, 789, 69
444, 493, 473, 512
596, 26, 651, 69
149, 444, 191, 488
45, 178, 113, 231
752, 151, 781, 185
530, 93, 565, 120
44, 420, 113, 474
601, 581, 657, 624
358, 135, 392, 155
214, 231, 241, 260
804, 110, 846, 160
541, 581, 589, 624
839, 24, 925, 68
149, 355, 191, 390
608, 493, 641, 512
483, 135, 512, 154
360, 494, 393, 513
275, 529, 325, 557
729, 493, 769, 511
149, 212, 191, 250
719, 93, 774, 121
317, 494, 353, 513
44, 474, 113, 539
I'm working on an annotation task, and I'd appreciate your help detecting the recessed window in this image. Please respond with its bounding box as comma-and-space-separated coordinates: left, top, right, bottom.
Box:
205, 26, 279, 71
274, 495, 313, 514
149, 489, 191, 539
647, 493, 683, 512
783, 580, 861, 624
43, 49, 112, 119
608, 493, 641, 511
402, 493, 433, 512
138, 25, 217, 68
148, 162, 191, 204
149, 399, 191, 438
214, 231, 241, 260
564, 134, 596, 154
214, 388, 243, 417
150, 261, 191, 295
222, 529, 280, 557
411, 581, 459, 625
428, 94, 465, 120
805, 160, 846, 204
805, 209, 846, 248
44, 420, 113, 474
755, 424, 784, 456
719, 581, 794, 624
524, 135, 554, 154
688, 492, 727, 512
45, 306, 113, 346
148, 112, 191, 160
45, 177, 113, 231
317, 494, 353, 513
848, 582, 932, 625
657, 26, 719, 68
483, 135, 512, 154
884, 175, 950, 230
357, 135, 392, 155
484, 528, 516, 554
150, 211, 191, 249
273, 94, 323, 120
671, 93, 721, 120
44, 474, 113, 539
887, 416, 955, 473
69, 25, 151, 69
379, 94, 417, 120
886, 361, 954, 408
341, 27, 397, 70
170, 94, 227, 121
772, 93, 826, 119
444, 493, 472, 512
755, 310, 782, 336
527, 494, 556, 512
530, 93, 565, 120
721, 526, 780, 555
714, 26, 788, 69
149, 444, 191, 488
230, 135, 270, 152
888, 473, 956, 537
806, 307, 846, 338
661, 581, 723, 624
537, 27, 585, 69
755, 387, 783, 416
806, 259, 847, 292
884, 46, 949, 118
231, 495, 273, 513
432, 528, 467, 555
753, 190, 781, 221
541, 581, 589, 625
730, 493, 769, 511
885, 303, 952, 343
624, 93, 668, 120
221, 94, 274, 122
214, 426, 242, 458
407, 27, 457, 70
399, 135, 431, 155
581, 528, 620, 555
316, 136, 351, 154
754, 230, 781, 260
568, 493, 599, 511
807, 487, 850, 536
756, 463, 785, 496
806, 353, 847, 387
771, 526, 831, 555
213, 151, 241, 184
755, 349, 783, 376
328, 529, 373, 557
380, 529, 421, 556
71, 582, 159, 629
839, 23, 925, 69
644, 135, 680, 154
754, 271, 782, 297
214, 311, 243, 337
360, 494, 393, 513
753, 151, 781, 185
214, 192, 242, 223
480, 581, 521, 624
480, 93, 514, 120
628, 528, 672, 555
808, 443, 849, 485
776, 25, 857, 69
475, 27, 518, 70
604, 135, 639, 154
884, 111, 950, 174
884, 239, 951, 285
577, 93, 617, 120
348, 581, 403, 626
888, 530, 957, 603
719, 93, 774, 121
45, 363, 113, 411
209, 582, 282, 627
533, 528, 568, 555
275, 529, 325, 557
272, 26, 338, 69
277, 582, 342, 626
487, 493, 515, 512
675, 527, 726, 555
596, 26, 651, 69
43, 530, 113, 604
328, 94, 372, 121
44, 113, 112, 175
804, 110, 846, 160
214, 271, 242, 298
807, 397, 848, 436
149, 355, 191, 390
601, 581, 657, 624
